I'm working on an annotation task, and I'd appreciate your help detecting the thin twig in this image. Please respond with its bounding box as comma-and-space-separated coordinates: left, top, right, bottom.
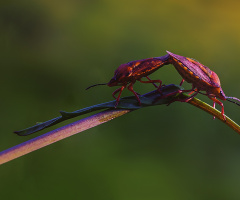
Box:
0, 109, 132, 165
186, 96, 240, 134
1, 86, 239, 165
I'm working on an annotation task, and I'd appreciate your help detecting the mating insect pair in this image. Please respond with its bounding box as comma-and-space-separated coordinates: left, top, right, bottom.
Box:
87, 51, 240, 120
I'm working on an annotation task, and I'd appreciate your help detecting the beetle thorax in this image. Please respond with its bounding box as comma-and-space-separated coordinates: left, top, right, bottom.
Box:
107, 63, 133, 87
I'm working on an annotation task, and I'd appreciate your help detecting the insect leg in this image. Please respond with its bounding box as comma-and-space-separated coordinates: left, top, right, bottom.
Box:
146, 76, 157, 88
179, 79, 185, 86
212, 99, 216, 119
177, 85, 199, 102
197, 92, 219, 119
166, 86, 198, 105
156, 84, 196, 103
139, 77, 162, 87
188, 88, 198, 95
127, 82, 141, 105
209, 97, 226, 121
146, 76, 159, 88
178, 90, 199, 102
139, 76, 162, 92
112, 87, 122, 99
176, 85, 196, 97
112, 85, 126, 107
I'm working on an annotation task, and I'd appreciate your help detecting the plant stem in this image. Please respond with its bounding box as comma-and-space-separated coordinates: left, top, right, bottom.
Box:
186, 96, 240, 134
0, 109, 132, 165
1, 91, 240, 165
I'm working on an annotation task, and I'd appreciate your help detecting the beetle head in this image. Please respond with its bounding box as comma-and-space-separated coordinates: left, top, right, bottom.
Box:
107, 73, 127, 87
107, 77, 121, 87
208, 71, 240, 106
205, 70, 225, 100
210, 87, 226, 101
107, 63, 132, 87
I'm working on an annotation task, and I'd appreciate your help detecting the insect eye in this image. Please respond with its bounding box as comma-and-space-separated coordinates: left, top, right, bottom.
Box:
219, 90, 226, 98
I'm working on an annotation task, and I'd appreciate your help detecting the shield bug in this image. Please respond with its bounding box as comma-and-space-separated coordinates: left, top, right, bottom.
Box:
86, 55, 170, 107
166, 51, 240, 120
87, 51, 240, 119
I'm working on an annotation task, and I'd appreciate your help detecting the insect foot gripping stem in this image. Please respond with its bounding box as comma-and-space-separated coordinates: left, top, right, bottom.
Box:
111, 83, 142, 108
209, 96, 226, 121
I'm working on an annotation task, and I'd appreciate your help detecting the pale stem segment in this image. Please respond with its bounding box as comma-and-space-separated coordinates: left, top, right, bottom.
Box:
0, 109, 132, 165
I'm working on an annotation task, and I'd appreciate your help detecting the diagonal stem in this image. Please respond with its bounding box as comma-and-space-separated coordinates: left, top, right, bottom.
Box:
0, 109, 132, 165
184, 94, 240, 134
0, 86, 239, 165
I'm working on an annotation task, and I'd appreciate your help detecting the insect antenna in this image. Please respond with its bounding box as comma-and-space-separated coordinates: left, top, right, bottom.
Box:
226, 96, 240, 106
86, 83, 107, 90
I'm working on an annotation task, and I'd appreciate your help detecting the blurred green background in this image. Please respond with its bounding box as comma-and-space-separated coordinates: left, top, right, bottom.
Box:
1, 0, 240, 199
